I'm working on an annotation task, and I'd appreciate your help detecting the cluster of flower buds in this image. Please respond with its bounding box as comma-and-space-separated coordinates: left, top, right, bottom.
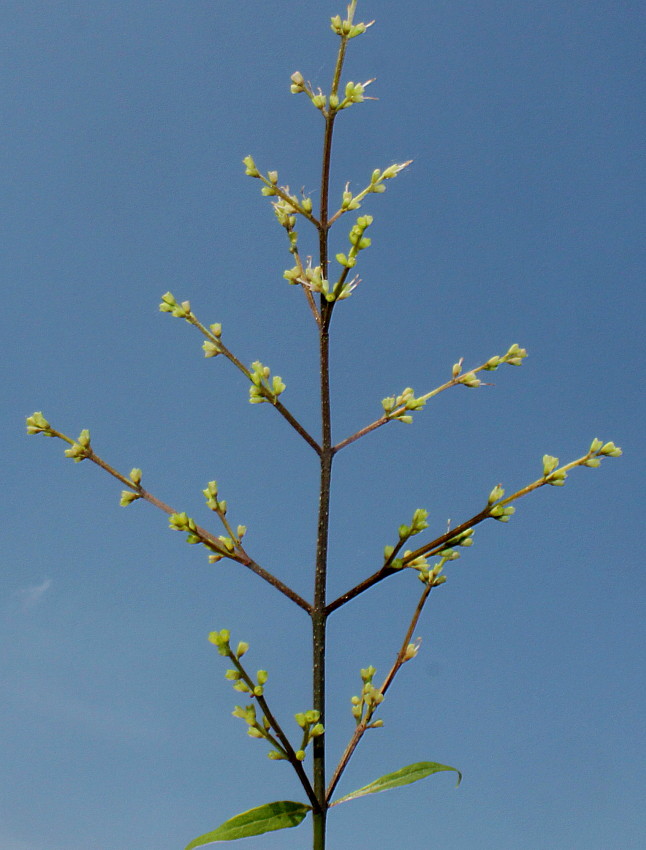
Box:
381, 387, 426, 423
486, 484, 516, 522
227, 667, 268, 698
587, 438, 622, 462
203, 481, 246, 543
210, 631, 322, 762
248, 361, 286, 405
329, 78, 374, 112
272, 196, 299, 253
63, 429, 92, 463
480, 343, 528, 371
242, 156, 312, 218
350, 666, 385, 728
337, 161, 413, 215
159, 291, 192, 319
336, 215, 373, 268
167, 511, 229, 561
120, 468, 143, 506
444, 527, 475, 549
294, 710, 325, 761
26, 411, 54, 437
451, 344, 528, 388
231, 702, 276, 750
452, 361, 482, 388
202, 323, 223, 358
168, 511, 201, 542
330, 12, 373, 40
415, 551, 459, 587
542, 454, 566, 486
289, 72, 328, 111
397, 508, 430, 541
284, 260, 358, 302
203, 479, 226, 515
382, 508, 431, 568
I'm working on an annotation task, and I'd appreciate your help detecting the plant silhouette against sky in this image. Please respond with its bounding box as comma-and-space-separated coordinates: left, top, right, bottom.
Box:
27, 3, 621, 848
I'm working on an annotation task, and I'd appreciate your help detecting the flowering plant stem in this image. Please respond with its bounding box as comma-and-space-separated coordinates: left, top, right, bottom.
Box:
26, 2, 622, 848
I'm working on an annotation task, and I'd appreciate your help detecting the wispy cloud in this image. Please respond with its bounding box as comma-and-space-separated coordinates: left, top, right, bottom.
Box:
14, 578, 52, 610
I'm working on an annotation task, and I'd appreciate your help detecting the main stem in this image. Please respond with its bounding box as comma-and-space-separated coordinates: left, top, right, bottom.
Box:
312, 113, 338, 850
311, 18, 353, 845
312, 328, 332, 847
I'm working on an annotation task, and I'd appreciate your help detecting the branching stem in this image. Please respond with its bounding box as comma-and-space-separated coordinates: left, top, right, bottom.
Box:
327, 582, 433, 803
45, 427, 312, 613
327, 448, 605, 613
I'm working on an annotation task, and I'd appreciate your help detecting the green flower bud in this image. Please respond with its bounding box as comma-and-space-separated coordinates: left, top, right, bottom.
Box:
290, 71, 306, 93
330, 14, 343, 33
267, 750, 287, 760
236, 641, 249, 657
159, 291, 177, 312
272, 376, 286, 396
547, 470, 567, 486
26, 411, 53, 435
295, 750, 306, 761
257, 670, 268, 685
542, 455, 559, 476
360, 666, 376, 682
403, 642, 420, 661
503, 343, 528, 365
460, 371, 481, 388
310, 723, 325, 737
119, 490, 140, 507
488, 483, 505, 504
484, 355, 501, 370
242, 155, 260, 177
589, 437, 603, 453
224, 669, 241, 680
600, 441, 622, 457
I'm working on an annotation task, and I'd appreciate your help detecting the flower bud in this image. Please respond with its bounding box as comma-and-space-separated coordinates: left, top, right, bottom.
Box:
542, 455, 559, 476
488, 483, 505, 504
242, 155, 260, 177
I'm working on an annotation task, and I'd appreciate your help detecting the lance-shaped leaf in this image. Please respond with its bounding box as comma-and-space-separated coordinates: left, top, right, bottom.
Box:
331, 761, 461, 806
184, 801, 311, 848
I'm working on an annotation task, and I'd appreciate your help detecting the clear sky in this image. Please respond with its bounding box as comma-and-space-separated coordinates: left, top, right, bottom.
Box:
3, 2, 644, 849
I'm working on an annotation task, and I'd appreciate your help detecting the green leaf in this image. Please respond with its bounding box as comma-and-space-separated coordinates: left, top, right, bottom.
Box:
184, 801, 311, 848
331, 761, 461, 806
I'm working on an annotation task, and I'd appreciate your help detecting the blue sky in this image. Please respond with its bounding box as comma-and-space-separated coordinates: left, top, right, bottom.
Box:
3, 1, 644, 848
